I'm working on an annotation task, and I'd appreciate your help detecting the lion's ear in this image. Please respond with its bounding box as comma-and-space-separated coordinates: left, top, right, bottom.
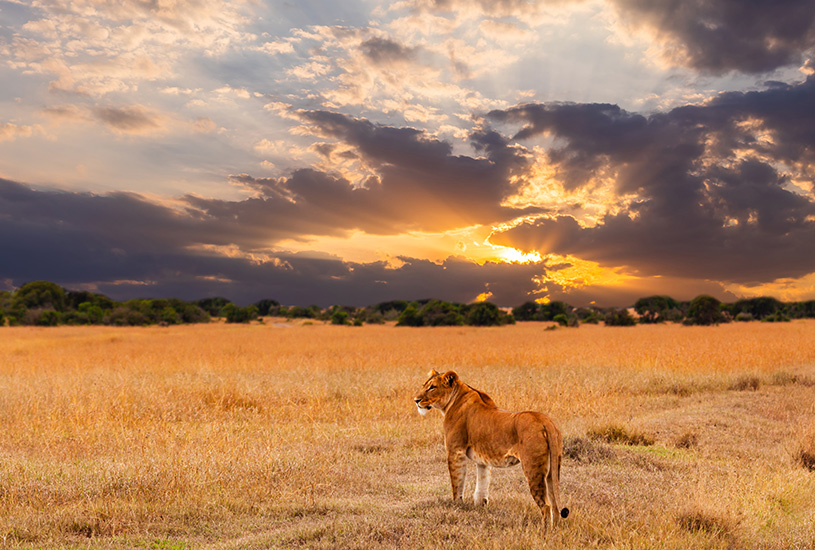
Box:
427, 369, 439, 378
442, 371, 458, 387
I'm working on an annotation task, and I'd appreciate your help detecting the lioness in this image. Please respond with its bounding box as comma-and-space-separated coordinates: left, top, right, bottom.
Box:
414, 370, 568, 529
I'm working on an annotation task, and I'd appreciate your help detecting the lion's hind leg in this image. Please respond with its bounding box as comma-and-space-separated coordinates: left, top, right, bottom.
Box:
520, 451, 554, 531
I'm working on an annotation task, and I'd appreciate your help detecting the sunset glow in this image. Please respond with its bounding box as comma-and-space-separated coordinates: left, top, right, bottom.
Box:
1, 1, 814, 306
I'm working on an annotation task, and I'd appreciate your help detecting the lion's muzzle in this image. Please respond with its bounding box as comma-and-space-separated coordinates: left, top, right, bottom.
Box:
415, 398, 431, 415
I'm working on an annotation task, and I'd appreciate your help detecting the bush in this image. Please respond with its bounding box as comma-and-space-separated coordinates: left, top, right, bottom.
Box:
634, 295, 680, 323
160, 306, 181, 325
466, 302, 501, 326
512, 301, 540, 321
419, 300, 464, 326
331, 310, 349, 325
796, 429, 815, 471
687, 295, 723, 325
254, 298, 280, 317
762, 312, 790, 323
728, 375, 760, 391
396, 305, 423, 327
108, 306, 148, 326
735, 312, 754, 322
223, 303, 258, 324
587, 424, 654, 446
196, 297, 232, 317
25, 309, 61, 326
553, 313, 579, 327
604, 308, 636, 326
15, 281, 67, 312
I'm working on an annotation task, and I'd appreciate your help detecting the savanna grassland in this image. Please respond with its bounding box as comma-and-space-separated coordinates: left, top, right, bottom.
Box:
2, 321, 815, 549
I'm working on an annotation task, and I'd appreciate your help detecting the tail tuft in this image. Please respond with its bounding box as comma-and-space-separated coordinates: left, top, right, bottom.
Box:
560, 507, 570, 519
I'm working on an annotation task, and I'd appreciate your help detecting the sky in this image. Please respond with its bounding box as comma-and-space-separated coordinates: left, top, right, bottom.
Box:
1, 0, 814, 307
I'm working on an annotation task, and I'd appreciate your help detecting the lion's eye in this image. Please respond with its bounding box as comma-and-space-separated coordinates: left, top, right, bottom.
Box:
428, 385, 436, 390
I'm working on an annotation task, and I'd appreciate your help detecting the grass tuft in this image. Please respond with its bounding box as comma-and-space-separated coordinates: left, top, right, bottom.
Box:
675, 430, 699, 449
563, 436, 616, 463
795, 428, 815, 471
728, 375, 760, 391
587, 424, 655, 446
677, 509, 735, 539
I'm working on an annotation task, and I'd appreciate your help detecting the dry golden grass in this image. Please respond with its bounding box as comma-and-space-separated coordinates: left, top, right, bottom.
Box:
1, 320, 815, 549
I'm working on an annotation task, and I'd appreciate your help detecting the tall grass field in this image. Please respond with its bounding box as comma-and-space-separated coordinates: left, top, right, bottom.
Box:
2, 321, 815, 549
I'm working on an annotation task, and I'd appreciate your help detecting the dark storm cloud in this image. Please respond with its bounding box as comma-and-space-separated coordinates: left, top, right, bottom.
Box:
489, 76, 815, 283
192, 110, 541, 235
611, 0, 815, 74
0, 177, 557, 305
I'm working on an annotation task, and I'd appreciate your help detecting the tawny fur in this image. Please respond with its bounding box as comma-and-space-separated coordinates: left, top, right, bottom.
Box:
414, 369, 568, 531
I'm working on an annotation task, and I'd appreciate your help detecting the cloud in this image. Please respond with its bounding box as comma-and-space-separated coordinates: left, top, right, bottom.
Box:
360, 36, 417, 65
488, 76, 815, 284
93, 105, 167, 135
0, 177, 562, 306
0, 122, 42, 142
610, 0, 815, 74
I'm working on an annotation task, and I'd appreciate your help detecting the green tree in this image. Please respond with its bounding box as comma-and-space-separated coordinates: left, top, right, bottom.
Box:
731, 297, 784, 320
687, 295, 723, 325
604, 308, 636, 326
553, 313, 579, 327
539, 301, 569, 321
160, 306, 181, 325
15, 281, 67, 311
790, 300, 815, 319
634, 295, 680, 323
512, 301, 539, 321
196, 297, 232, 317
254, 299, 281, 317
34, 310, 61, 326
78, 302, 105, 324
419, 300, 464, 326
466, 302, 501, 326
331, 310, 349, 325
396, 305, 423, 327
223, 303, 258, 324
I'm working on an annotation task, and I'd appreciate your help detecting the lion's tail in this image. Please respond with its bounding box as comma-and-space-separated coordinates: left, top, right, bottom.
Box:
549, 426, 569, 519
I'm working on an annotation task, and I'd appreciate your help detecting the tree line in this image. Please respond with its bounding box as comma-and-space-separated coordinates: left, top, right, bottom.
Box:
1, 281, 814, 328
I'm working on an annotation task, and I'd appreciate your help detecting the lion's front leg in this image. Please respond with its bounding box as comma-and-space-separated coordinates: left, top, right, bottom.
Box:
447, 450, 467, 501
473, 463, 491, 505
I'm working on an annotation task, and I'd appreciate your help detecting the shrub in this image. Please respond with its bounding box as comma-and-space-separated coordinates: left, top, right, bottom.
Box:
195, 297, 232, 317
677, 509, 734, 539
14, 281, 67, 311
735, 312, 754, 322
26, 309, 61, 326
587, 424, 654, 446
160, 307, 181, 325
223, 303, 258, 324
796, 429, 815, 471
419, 300, 463, 326
563, 436, 615, 463
675, 431, 699, 449
512, 301, 539, 321
466, 302, 502, 326
728, 375, 760, 391
396, 305, 423, 327
762, 312, 790, 323
553, 313, 579, 327
634, 295, 680, 323
254, 298, 280, 317
604, 308, 636, 326
687, 295, 723, 325
331, 310, 349, 325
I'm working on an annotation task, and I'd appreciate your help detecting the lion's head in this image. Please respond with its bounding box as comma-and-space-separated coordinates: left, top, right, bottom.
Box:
414, 369, 459, 415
